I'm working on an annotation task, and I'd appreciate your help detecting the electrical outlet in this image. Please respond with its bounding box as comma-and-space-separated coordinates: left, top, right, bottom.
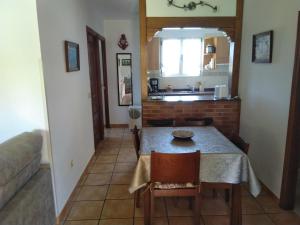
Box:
70, 160, 74, 168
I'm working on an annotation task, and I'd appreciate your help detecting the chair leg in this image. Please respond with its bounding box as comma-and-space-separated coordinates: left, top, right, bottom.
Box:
150, 193, 155, 225
212, 189, 217, 198
225, 189, 230, 203
135, 189, 141, 208
144, 188, 150, 225
194, 194, 201, 225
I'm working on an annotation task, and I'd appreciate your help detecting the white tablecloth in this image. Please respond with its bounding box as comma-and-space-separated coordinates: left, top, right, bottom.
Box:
129, 127, 261, 197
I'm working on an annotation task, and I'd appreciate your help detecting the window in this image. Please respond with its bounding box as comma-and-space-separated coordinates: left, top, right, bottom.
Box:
161, 38, 203, 77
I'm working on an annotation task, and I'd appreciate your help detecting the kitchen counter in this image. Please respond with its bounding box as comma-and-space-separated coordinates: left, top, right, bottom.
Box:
147, 95, 238, 102
148, 91, 214, 96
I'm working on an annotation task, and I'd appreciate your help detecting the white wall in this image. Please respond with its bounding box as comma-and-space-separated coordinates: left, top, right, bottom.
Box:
146, 0, 237, 17
104, 19, 141, 125
0, 0, 50, 163
36, 0, 95, 215
239, 1, 300, 197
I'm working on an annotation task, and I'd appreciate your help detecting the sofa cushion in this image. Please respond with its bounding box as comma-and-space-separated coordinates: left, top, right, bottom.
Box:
0, 132, 42, 209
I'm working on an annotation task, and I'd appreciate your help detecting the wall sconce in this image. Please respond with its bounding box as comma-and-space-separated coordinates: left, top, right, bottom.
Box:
118, 34, 129, 50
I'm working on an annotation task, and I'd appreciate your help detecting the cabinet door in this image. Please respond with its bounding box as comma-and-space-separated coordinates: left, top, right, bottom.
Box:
216, 37, 230, 64
147, 37, 160, 71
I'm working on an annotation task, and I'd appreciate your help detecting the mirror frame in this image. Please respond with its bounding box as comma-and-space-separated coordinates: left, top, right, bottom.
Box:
116, 53, 133, 106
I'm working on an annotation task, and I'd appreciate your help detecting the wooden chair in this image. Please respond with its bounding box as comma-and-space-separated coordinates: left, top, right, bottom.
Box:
147, 119, 175, 127
230, 133, 250, 155
176, 117, 213, 127
144, 151, 201, 225
132, 125, 140, 159
132, 125, 141, 207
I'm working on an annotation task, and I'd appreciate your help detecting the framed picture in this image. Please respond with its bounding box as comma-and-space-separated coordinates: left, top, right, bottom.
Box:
252, 31, 273, 63
65, 41, 80, 72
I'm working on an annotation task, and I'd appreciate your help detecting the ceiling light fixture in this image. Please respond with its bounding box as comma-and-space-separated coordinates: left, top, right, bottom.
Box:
167, 0, 218, 12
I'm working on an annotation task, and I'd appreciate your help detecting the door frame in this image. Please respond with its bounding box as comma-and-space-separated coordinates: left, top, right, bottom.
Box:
280, 11, 300, 209
86, 26, 110, 128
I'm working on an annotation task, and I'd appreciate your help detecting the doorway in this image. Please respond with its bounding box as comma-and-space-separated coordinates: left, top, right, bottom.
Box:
280, 12, 300, 210
86, 26, 110, 148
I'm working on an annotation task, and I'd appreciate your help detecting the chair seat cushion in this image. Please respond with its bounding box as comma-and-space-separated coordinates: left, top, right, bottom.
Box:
154, 182, 194, 189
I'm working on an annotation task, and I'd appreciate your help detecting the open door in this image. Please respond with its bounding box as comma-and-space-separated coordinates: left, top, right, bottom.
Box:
86, 27, 108, 147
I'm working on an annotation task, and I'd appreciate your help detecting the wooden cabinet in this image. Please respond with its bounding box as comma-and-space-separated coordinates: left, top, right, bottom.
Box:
203, 37, 229, 69
147, 37, 160, 71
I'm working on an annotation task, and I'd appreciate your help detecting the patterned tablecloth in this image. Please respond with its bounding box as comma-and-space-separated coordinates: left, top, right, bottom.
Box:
129, 127, 261, 197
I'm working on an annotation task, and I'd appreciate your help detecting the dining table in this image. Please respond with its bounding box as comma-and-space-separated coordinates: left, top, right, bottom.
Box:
129, 126, 261, 225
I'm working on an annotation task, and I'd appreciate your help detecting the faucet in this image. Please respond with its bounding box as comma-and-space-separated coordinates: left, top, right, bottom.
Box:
187, 85, 195, 92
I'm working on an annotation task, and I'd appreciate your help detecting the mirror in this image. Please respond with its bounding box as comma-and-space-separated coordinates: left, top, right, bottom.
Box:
117, 53, 133, 106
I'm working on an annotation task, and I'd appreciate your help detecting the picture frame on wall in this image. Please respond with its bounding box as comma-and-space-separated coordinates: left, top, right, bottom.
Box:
65, 41, 80, 72
252, 30, 273, 63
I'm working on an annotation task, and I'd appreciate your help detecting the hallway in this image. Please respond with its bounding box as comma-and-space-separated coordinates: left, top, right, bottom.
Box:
62, 128, 300, 225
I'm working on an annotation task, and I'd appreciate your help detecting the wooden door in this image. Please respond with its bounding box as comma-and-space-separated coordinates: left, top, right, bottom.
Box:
87, 32, 104, 147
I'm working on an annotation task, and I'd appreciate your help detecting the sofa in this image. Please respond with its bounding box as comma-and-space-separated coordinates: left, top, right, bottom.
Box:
0, 132, 55, 225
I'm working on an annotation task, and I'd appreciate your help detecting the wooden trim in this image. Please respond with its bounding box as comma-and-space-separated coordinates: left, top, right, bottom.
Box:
86, 26, 111, 128
231, 0, 244, 97
260, 181, 280, 203
139, 0, 244, 100
280, 12, 300, 210
110, 124, 129, 128
55, 154, 96, 224
140, 0, 148, 100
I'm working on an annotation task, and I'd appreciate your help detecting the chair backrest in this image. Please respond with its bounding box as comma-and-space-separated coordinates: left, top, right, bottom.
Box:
230, 134, 250, 154
147, 119, 175, 127
150, 151, 200, 184
185, 117, 214, 126
132, 125, 140, 158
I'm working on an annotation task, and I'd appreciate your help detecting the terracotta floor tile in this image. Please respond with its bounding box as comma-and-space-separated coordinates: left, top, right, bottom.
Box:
90, 163, 115, 174
101, 199, 134, 219
242, 196, 264, 214
114, 163, 136, 173
243, 215, 275, 225
98, 219, 133, 225
64, 220, 99, 225
134, 217, 169, 225
202, 215, 230, 225
67, 201, 103, 220
169, 216, 203, 225
166, 198, 194, 217
99, 147, 120, 155
84, 173, 112, 186
111, 173, 132, 185
269, 212, 300, 225
135, 197, 167, 218
201, 196, 230, 215
256, 195, 284, 214
106, 185, 133, 199
117, 152, 137, 163
76, 185, 108, 201
96, 155, 118, 164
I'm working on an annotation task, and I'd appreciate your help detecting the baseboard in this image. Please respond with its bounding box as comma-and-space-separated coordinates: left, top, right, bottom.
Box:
55, 153, 96, 224
110, 124, 129, 128
260, 181, 279, 203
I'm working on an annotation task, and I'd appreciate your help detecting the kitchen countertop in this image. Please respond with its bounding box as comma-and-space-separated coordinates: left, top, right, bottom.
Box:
146, 95, 240, 102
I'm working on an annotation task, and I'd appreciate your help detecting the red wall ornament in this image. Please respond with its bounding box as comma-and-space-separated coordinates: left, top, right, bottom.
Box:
118, 34, 129, 50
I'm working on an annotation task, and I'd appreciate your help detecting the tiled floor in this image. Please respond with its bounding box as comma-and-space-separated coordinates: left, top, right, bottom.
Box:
62, 128, 300, 225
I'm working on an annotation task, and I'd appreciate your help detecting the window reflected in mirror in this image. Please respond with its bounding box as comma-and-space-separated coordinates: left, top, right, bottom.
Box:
117, 53, 133, 106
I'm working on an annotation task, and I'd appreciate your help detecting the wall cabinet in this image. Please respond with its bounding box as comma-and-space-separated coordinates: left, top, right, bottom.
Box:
147, 37, 160, 71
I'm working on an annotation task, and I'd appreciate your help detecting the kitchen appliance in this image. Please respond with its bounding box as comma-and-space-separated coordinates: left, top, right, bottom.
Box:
149, 78, 159, 92
214, 85, 229, 99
